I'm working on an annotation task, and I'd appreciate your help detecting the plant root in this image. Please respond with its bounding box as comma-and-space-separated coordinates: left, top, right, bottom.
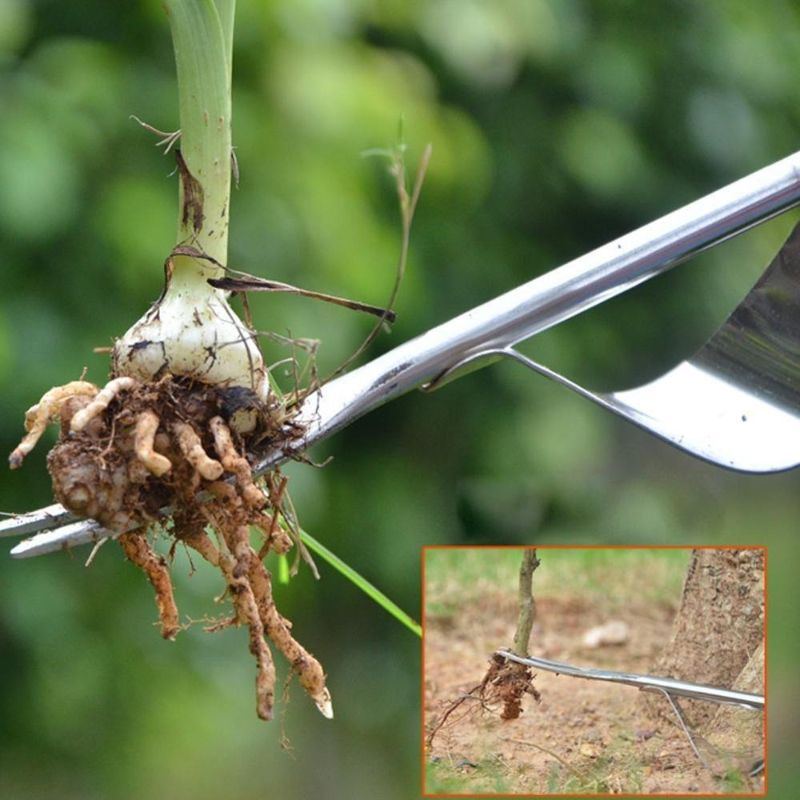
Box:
134, 410, 173, 477
71, 377, 137, 432
426, 654, 541, 747
9, 381, 98, 468
427, 552, 541, 745
10, 374, 330, 721
210, 416, 264, 507
484, 652, 541, 720
244, 537, 332, 718
119, 530, 180, 640
187, 527, 277, 720
172, 421, 224, 481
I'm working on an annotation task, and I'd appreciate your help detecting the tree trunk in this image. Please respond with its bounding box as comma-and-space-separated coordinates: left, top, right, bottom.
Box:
642, 548, 764, 729
703, 640, 764, 774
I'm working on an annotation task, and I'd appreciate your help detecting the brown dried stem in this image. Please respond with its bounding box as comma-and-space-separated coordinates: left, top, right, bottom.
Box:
512, 548, 540, 657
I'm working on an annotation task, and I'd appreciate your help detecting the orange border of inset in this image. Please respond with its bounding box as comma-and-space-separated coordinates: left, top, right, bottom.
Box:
420, 544, 767, 799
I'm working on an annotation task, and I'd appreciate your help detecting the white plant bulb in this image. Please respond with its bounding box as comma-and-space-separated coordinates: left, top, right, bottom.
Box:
112, 259, 268, 405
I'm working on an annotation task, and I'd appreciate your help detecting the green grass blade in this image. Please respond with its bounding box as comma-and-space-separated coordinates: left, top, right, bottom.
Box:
300, 530, 421, 638
277, 553, 290, 585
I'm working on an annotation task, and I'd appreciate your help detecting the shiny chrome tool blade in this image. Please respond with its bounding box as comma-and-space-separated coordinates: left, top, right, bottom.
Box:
487, 219, 800, 473
5, 150, 800, 557
255, 150, 800, 469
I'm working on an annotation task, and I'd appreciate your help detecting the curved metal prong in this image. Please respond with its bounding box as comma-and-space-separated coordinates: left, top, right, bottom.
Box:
458, 221, 800, 473
10, 518, 109, 558
0, 504, 78, 539
650, 687, 713, 772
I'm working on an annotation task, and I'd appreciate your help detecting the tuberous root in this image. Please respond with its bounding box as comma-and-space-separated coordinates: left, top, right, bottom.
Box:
210, 416, 264, 507
185, 521, 332, 720
134, 410, 172, 477
172, 421, 224, 481
244, 532, 333, 718
188, 526, 276, 721
70, 377, 138, 433
9, 381, 98, 468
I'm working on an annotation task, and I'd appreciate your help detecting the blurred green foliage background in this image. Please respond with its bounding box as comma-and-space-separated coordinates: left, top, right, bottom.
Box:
0, 1, 797, 797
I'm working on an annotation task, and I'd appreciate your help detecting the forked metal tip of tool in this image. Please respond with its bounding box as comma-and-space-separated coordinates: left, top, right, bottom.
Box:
0, 504, 77, 540
5, 150, 800, 557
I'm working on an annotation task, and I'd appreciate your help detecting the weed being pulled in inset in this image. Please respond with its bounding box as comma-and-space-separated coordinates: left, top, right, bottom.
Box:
427, 549, 542, 746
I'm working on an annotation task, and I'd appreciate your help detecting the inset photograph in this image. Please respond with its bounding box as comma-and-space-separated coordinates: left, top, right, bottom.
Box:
423, 547, 765, 796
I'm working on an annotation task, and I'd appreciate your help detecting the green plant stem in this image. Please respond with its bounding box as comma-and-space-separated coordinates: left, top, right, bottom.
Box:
300, 530, 422, 638
164, 0, 232, 280
214, 0, 235, 81
163, 2, 421, 642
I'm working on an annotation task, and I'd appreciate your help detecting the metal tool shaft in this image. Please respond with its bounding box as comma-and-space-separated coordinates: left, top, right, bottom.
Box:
263, 151, 800, 467
496, 649, 764, 710
6, 152, 800, 557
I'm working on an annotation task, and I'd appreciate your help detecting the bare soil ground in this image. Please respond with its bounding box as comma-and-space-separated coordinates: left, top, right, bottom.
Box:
423, 559, 764, 796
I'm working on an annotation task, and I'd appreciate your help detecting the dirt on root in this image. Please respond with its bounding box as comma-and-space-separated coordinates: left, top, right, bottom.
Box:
424, 589, 765, 795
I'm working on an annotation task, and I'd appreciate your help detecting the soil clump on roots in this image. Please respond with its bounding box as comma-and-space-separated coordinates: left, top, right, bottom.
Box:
11, 374, 332, 721
426, 654, 541, 747
485, 653, 541, 720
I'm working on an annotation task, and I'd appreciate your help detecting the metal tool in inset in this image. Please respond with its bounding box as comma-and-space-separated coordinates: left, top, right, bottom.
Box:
495, 649, 764, 775
4, 151, 800, 557
495, 649, 763, 710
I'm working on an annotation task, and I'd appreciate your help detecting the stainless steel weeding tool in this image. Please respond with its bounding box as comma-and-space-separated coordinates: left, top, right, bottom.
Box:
4, 151, 800, 557
495, 649, 763, 710
496, 649, 764, 775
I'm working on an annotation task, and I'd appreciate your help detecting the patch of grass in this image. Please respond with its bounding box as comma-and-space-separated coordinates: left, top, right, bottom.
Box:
425, 598, 458, 622
720, 769, 747, 792
542, 745, 646, 795
425, 547, 689, 617
426, 757, 513, 795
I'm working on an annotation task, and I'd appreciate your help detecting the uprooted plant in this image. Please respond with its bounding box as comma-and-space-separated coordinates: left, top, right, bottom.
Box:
427, 548, 542, 747
8, 0, 426, 722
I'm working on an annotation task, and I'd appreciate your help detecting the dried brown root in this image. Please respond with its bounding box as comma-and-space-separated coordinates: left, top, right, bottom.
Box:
425, 681, 484, 748
172, 421, 224, 481
186, 527, 276, 721
210, 416, 264, 507
426, 654, 541, 747
134, 410, 173, 477
9, 381, 98, 468
484, 653, 541, 720
118, 531, 180, 640
71, 377, 138, 433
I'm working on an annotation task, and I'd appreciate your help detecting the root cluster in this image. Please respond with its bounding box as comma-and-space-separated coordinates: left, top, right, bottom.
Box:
10, 375, 331, 721
484, 653, 541, 720
427, 654, 541, 747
